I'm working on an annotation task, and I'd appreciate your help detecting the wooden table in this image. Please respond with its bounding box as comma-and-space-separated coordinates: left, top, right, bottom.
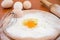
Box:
0, 0, 60, 40
0, 0, 60, 19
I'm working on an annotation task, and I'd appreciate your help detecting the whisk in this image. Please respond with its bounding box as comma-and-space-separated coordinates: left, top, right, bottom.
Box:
0, 11, 17, 40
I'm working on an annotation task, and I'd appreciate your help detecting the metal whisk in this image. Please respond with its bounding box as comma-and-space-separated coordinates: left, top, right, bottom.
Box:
0, 11, 17, 40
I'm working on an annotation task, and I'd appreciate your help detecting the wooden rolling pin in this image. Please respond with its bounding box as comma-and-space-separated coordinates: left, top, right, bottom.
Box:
41, 0, 60, 18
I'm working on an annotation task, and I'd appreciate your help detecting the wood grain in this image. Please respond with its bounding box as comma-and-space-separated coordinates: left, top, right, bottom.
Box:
0, 0, 60, 40
0, 0, 60, 19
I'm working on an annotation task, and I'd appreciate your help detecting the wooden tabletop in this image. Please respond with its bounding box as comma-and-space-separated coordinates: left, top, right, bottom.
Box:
0, 0, 60, 19
0, 0, 60, 40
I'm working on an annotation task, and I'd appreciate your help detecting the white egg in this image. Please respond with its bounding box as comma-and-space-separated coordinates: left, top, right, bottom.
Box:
1, 0, 13, 8
23, 1, 32, 9
5, 10, 60, 40
13, 2, 23, 10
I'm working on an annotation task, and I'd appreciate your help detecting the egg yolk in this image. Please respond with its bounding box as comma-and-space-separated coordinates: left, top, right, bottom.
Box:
23, 19, 38, 29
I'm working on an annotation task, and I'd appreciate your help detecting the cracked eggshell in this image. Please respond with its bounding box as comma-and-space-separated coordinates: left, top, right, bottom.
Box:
12, 9, 24, 18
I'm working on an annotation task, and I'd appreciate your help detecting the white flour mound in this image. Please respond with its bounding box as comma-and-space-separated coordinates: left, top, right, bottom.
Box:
5, 10, 60, 38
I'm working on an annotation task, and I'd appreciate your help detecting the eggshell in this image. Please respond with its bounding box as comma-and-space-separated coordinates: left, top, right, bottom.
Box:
1, 0, 13, 8
23, 1, 32, 9
12, 9, 23, 18
13, 2, 23, 10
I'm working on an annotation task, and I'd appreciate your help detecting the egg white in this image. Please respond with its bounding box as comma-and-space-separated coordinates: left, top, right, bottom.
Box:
5, 10, 60, 38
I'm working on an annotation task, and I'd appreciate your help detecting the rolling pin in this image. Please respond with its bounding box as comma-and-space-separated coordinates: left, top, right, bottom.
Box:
41, 0, 60, 18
